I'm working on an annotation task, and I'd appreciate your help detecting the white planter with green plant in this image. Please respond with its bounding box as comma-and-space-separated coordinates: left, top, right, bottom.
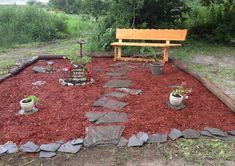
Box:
20, 96, 39, 112
169, 83, 191, 106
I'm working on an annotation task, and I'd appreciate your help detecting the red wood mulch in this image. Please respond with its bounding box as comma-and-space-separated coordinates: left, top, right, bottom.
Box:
0, 58, 234, 145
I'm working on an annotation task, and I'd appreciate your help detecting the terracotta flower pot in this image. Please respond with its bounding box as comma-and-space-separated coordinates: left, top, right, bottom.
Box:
20, 99, 34, 112
169, 93, 184, 106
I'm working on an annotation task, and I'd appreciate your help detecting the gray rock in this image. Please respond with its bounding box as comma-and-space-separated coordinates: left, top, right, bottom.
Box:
137, 132, 149, 142
40, 143, 61, 152
4, 143, 18, 154
70, 139, 84, 145
228, 130, 235, 136
58, 141, 82, 154
116, 88, 143, 95
47, 61, 54, 65
20, 142, 40, 153
0, 145, 7, 155
105, 92, 127, 98
86, 112, 128, 124
213, 135, 235, 142
182, 129, 200, 139
166, 101, 186, 110
200, 130, 214, 137
117, 137, 128, 147
168, 128, 182, 140
92, 97, 128, 111
128, 135, 144, 147
148, 134, 167, 143
204, 127, 228, 137
104, 80, 132, 88
106, 72, 126, 77
17, 107, 39, 116
32, 66, 47, 73
84, 126, 125, 147
39, 151, 56, 158
32, 81, 46, 86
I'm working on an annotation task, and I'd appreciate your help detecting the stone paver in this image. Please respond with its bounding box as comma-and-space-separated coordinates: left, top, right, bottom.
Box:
0, 145, 7, 155
58, 141, 82, 154
92, 97, 128, 111
148, 134, 167, 143
116, 88, 143, 95
200, 130, 214, 137
39, 151, 56, 158
83, 126, 124, 147
182, 129, 200, 139
128, 135, 144, 147
4, 143, 18, 154
86, 112, 128, 124
70, 139, 84, 145
20, 142, 40, 153
104, 80, 132, 88
204, 127, 228, 137
168, 128, 182, 140
166, 101, 186, 110
117, 137, 128, 147
40, 143, 61, 152
32, 66, 47, 73
228, 130, 235, 136
106, 72, 126, 77
105, 92, 127, 98
137, 132, 149, 143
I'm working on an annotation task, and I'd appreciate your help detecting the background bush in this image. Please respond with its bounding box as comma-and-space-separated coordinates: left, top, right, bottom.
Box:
0, 6, 67, 48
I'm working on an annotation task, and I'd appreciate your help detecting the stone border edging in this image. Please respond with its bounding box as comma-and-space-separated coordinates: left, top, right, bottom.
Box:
169, 57, 235, 113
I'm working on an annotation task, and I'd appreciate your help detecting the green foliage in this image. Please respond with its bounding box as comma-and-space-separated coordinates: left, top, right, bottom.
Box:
0, 6, 67, 49
66, 45, 92, 64
25, 95, 39, 104
171, 83, 191, 97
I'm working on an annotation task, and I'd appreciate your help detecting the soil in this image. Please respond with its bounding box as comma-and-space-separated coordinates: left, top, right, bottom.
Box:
0, 58, 234, 145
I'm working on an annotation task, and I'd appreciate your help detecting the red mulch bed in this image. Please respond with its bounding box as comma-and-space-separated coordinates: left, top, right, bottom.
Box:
0, 58, 234, 145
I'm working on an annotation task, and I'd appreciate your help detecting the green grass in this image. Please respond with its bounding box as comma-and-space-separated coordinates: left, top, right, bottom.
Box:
177, 138, 234, 163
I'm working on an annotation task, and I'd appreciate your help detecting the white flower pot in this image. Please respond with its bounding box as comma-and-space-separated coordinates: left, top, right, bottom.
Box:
169, 93, 184, 106
20, 99, 34, 112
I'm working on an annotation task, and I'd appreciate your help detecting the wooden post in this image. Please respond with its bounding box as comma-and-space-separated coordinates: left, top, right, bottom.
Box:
113, 46, 118, 61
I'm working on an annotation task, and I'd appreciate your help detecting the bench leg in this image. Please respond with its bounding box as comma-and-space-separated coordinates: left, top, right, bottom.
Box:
163, 47, 170, 63
113, 46, 117, 61
117, 46, 122, 60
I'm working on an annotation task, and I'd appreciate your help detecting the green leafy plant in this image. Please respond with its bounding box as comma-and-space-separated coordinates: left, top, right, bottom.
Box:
172, 83, 191, 97
24, 95, 39, 104
66, 46, 92, 65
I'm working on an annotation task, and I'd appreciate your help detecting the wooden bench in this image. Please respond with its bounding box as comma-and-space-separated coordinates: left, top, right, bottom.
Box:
111, 29, 188, 63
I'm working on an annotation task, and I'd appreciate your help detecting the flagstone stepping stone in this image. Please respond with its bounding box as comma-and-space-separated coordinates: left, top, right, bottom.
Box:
20, 142, 40, 153
4, 143, 18, 154
128, 135, 144, 147
117, 137, 128, 147
40, 143, 61, 152
228, 130, 235, 136
17, 107, 39, 115
116, 88, 143, 95
86, 112, 128, 124
106, 72, 126, 77
39, 151, 56, 158
213, 135, 235, 142
83, 126, 124, 147
0, 145, 7, 155
105, 92, 127, 98
104, 80, 132, 88
148, 134, 168, 143
32, 66, 47, 73
137, 132, 149, 142
47, 61, 54, 65
166, 101, 186, 110
92, 97, 128, 111
204, 127, 228, 137
32, 80, 46, 86
168, 128, 182, 140
182, 129, 200, 139
58, 141, 82, 154
200, 130, 214, 137
70, 139, 83, 145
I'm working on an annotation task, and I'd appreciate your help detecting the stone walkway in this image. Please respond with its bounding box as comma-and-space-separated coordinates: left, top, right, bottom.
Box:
85, 62, 143, 146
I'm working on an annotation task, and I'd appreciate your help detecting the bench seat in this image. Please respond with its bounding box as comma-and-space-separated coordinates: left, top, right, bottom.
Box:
111, 42, 182, 47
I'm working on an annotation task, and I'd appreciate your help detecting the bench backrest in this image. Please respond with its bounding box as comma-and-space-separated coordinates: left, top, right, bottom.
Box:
116, 29, 188, 41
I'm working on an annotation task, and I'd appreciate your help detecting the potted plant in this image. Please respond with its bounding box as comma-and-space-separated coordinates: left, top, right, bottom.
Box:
20, 95, 39, 112
169, 83, 191, 106
148, 48, 164, 75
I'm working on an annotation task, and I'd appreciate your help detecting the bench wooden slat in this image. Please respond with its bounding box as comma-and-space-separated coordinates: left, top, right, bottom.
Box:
111, 42, 182, 47
116, 29, 188, 41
